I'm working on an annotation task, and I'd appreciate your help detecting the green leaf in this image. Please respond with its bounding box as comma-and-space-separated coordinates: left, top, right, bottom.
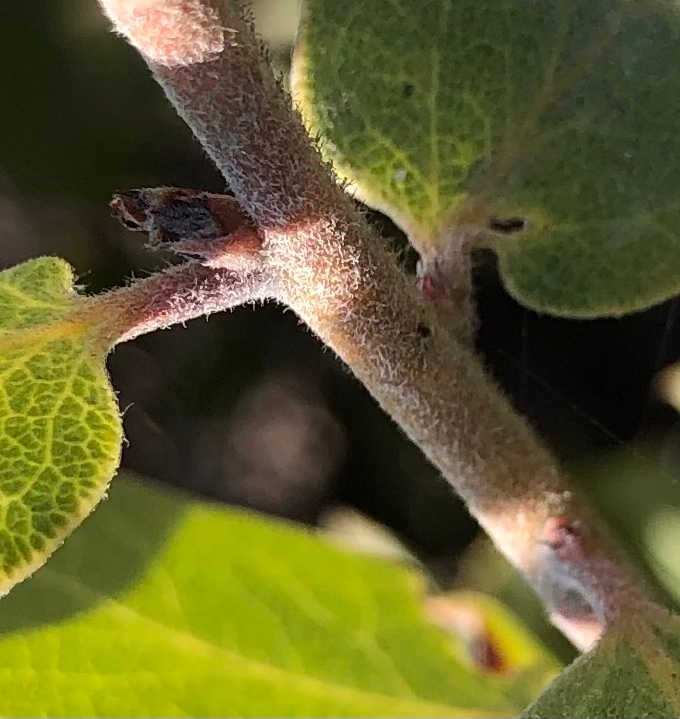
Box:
293, 0, 680, 317
524, 611, 680, 718
0, 257, 121, 595
425, 591, 559, 703
0, 477, 553, 717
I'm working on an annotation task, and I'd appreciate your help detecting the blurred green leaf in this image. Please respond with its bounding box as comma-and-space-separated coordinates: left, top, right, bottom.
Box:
0, 257, 121, 595
524, 610, 680, 717
425, 591, 559, 705
294, 0, 680, 317
570, 447, 680, 596
0, 477, 554, 717
646, 507, 680, 606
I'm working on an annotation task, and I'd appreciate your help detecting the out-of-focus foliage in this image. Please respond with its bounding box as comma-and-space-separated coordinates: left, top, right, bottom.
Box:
0, 478, 554, 717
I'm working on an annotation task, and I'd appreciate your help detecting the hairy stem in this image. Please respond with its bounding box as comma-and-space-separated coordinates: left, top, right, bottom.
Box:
417, 226, 483, 343
92, 261, 272, 345
98, 0, 654, 649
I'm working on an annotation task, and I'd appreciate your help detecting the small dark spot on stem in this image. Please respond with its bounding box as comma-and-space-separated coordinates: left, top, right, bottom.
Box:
489, 217, 526, 234
402, 83, 415, 97
416, 323, 432, 339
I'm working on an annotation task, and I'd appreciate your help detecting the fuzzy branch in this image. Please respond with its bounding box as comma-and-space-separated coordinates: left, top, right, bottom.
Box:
94, 261, 272, 345
98, 0, 655, 649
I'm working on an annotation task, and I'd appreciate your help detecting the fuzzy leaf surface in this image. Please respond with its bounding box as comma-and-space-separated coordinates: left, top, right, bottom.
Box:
524, 611, 680, 717
294, 0, 680, 316
0, 258, 121, 595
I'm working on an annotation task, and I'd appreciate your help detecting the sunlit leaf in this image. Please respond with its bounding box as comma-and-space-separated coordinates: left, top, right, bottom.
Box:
0, 258, 121, 595
0, 477, 552, 717
294, 0, 680, 316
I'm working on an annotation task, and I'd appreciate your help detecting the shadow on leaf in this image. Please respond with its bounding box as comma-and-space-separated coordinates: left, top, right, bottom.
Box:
0, 475, 184, 633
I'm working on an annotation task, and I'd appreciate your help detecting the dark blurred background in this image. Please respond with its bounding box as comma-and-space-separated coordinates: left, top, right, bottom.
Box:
3, 0, 680, 657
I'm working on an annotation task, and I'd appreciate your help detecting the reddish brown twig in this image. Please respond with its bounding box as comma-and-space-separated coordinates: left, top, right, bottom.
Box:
97, 0, 657, 650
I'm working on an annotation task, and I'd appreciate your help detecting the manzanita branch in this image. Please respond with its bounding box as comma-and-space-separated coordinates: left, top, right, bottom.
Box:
98, 0, 657, 649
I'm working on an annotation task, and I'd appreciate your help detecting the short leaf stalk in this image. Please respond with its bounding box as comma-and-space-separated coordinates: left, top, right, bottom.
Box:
97, 0, 656, 650
96, 261, 272, 346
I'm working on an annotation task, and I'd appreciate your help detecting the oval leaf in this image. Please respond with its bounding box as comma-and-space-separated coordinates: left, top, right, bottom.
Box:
0, 477, 553, 717
0, 257, 121, 595
293, 0, 680, 317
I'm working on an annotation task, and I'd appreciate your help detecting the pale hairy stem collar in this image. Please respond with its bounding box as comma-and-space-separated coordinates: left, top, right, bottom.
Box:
97, 0, 657, 650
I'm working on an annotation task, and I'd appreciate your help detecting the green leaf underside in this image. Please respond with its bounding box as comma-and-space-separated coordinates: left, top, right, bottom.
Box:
294, 0, 680, 317
0, 258, 121, 595
0, 478, 552, 717
524, 613, 680, 717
